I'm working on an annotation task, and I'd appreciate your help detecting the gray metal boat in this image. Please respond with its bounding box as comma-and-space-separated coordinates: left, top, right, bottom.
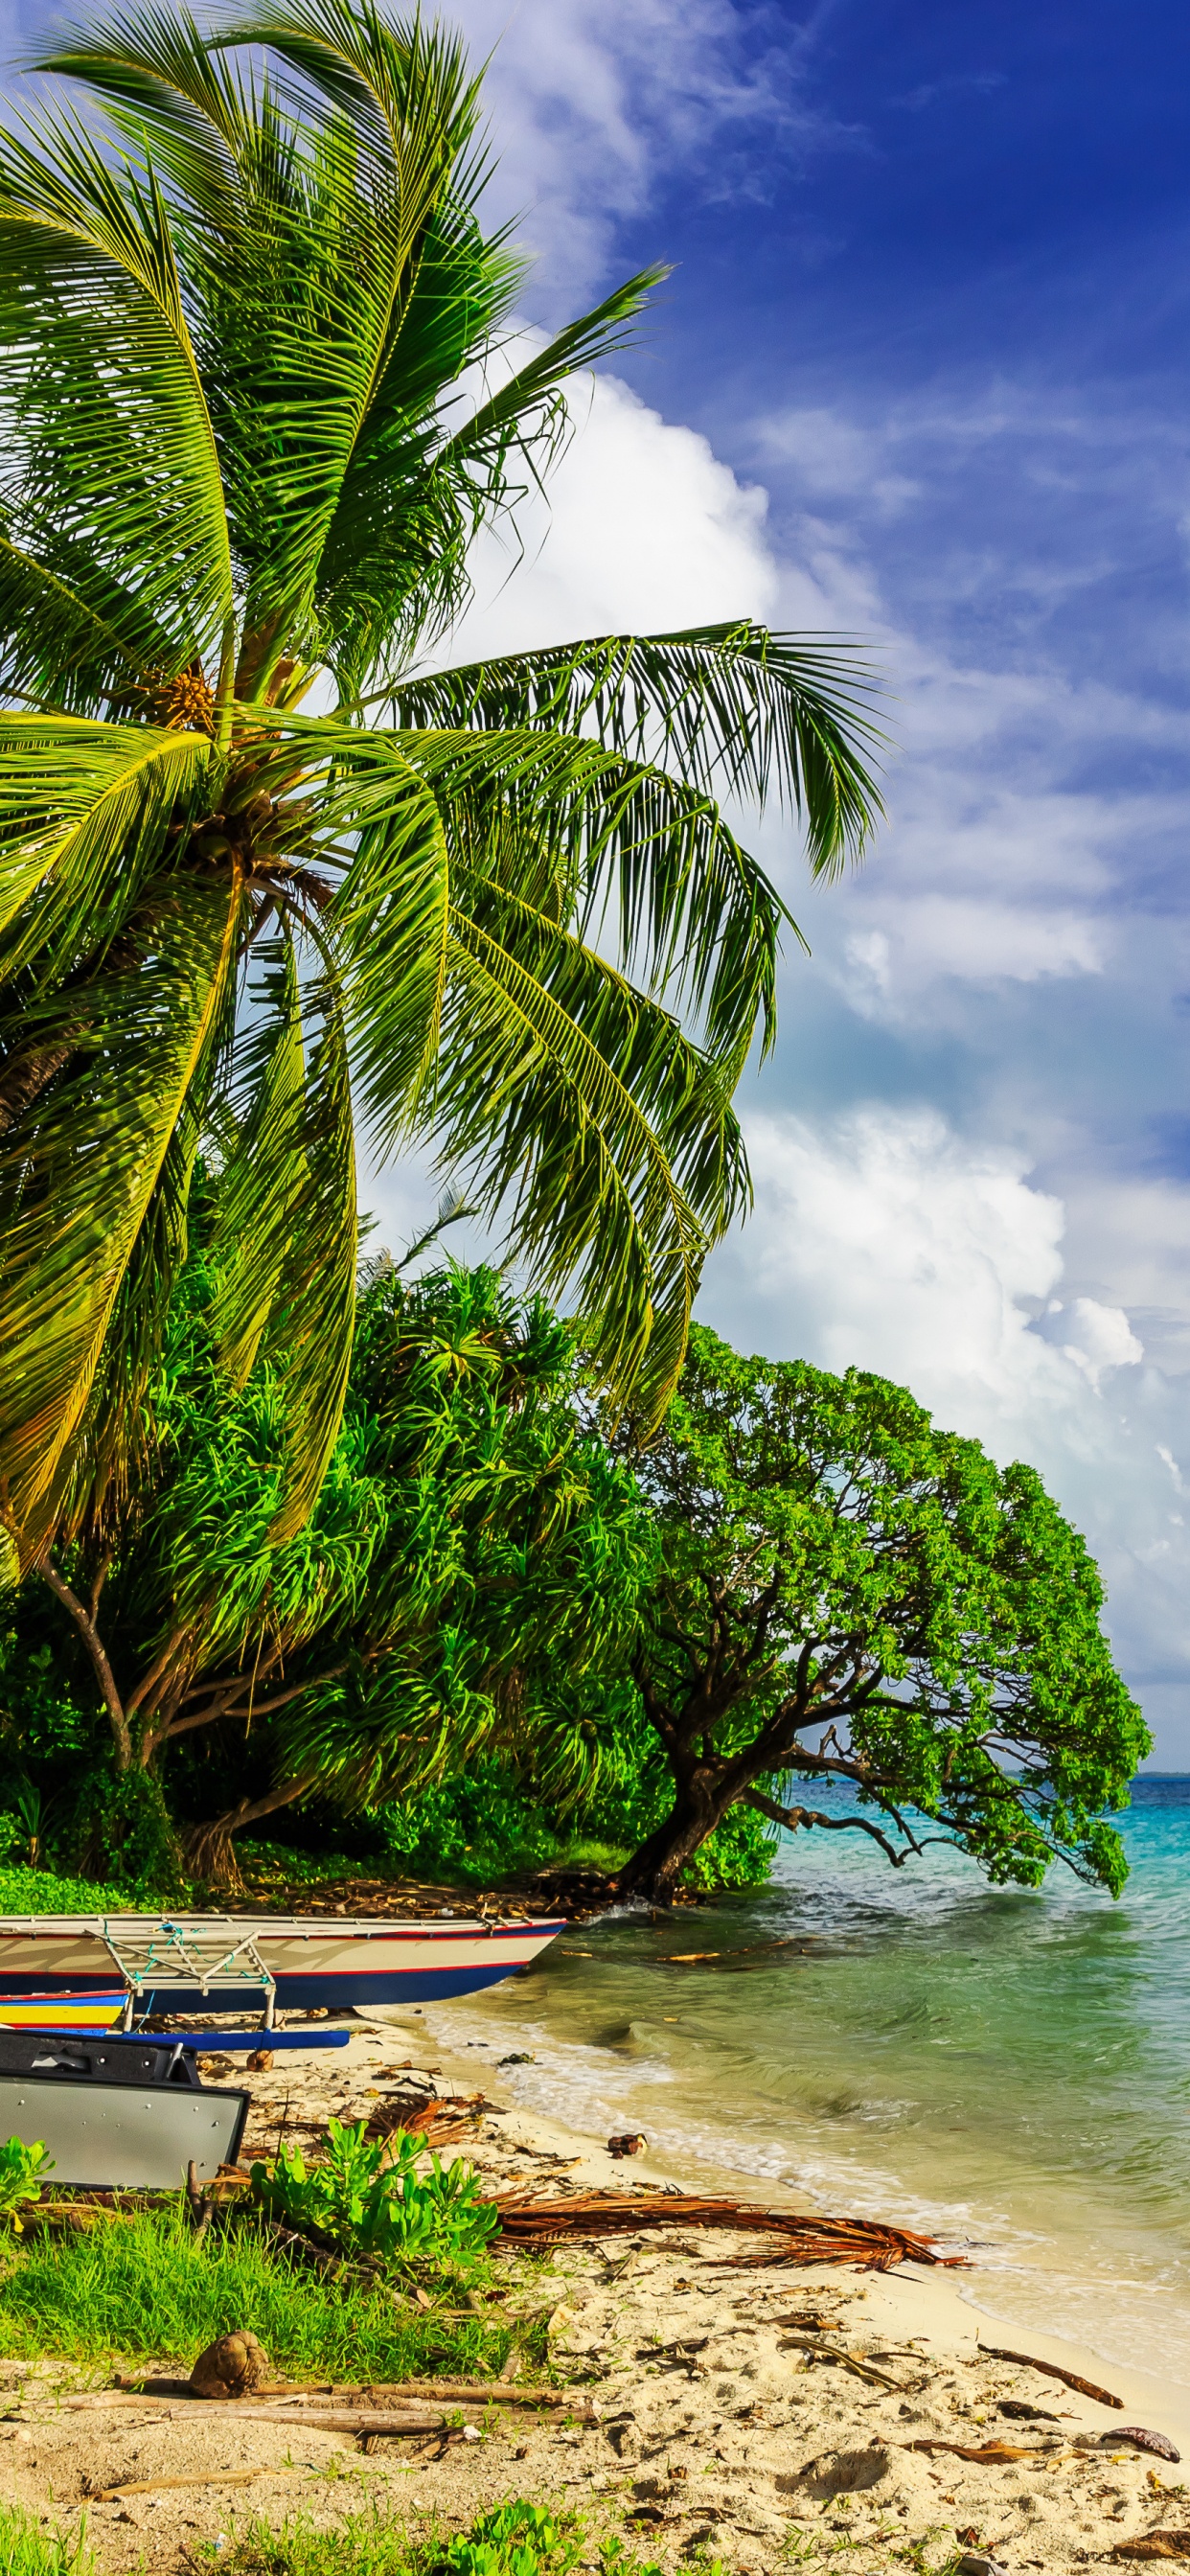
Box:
0, 2030, 247, 2189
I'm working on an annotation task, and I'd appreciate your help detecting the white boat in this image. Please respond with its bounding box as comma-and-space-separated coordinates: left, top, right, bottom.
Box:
0, 1911, 564, 2020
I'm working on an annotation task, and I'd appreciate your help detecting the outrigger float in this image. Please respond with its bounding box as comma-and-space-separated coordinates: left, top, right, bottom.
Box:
0, 1908, 563, 2188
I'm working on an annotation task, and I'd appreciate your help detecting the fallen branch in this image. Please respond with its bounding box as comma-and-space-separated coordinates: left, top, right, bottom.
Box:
111, 2375, 587, 2413
212, 2407, 470, 2434
903, 2436, 1055, 2463
1110, 2537, 1190, 2562
490, 2191, 959, 2272
95, 2471, 271, 2501
977, 2341, 1123, 2408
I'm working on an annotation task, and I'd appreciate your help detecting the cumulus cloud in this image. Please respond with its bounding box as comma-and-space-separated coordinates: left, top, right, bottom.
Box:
698, 1103, 1190, 1734
440, 366, 776, 661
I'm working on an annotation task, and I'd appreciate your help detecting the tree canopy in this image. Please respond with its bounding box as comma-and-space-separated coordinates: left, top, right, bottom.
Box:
3, 1279, 1148, 1907
3, 1245, 650, 1881
0, 0, 884, 1582
612, 1325, 1149, 1899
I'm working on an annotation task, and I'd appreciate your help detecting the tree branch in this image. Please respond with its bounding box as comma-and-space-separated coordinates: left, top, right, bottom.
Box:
36, 1555, 131, 1769
744, 1786, 928, 1871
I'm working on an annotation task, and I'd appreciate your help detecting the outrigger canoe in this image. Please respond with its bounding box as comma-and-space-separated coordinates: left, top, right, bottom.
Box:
0, 1911, 564, 2020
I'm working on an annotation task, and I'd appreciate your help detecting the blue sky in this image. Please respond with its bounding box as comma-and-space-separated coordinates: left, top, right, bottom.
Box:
429, 0, 1190, 1761
9, 0, 1190, 1755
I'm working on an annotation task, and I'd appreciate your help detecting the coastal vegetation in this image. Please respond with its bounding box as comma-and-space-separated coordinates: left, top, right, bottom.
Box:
0, 2196, 515, 2378
0, 1261, 1147, 1902
611, 1324, 1150, 1899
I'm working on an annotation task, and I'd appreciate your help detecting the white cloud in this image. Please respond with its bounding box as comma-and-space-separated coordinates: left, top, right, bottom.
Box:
842, 900, 1106, 1005
439, 365, 777, 659
1059, 1298, 1145, 1389
706, 1104, 1072, 1440
755, 405, 921, 515
697, 1104, 1190, 1737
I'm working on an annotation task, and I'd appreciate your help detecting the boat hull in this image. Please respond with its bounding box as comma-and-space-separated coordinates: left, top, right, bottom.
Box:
0, 1991, 126, 2031
0, 1915, 563, 2013
0, 2073, 247, 2188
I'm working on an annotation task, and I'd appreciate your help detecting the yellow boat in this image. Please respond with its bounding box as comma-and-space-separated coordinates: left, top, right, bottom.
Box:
0, 1990, 126, 2031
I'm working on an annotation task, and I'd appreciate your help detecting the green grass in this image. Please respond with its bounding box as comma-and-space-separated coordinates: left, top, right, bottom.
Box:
0, 2503, 593, 2576
0, 2204, 517, 2377
0, 2504, 89, 2576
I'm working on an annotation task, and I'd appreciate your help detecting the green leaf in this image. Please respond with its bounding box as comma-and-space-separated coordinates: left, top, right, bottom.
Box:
0, 872, 242, 1564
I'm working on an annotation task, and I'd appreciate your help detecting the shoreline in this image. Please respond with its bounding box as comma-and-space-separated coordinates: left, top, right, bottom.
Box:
362, 2000, 1190, 2459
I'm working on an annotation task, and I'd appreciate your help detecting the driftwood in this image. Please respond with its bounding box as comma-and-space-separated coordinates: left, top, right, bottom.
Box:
977, 2340, 1123, 2408
905, 2437, 1051, 2464
95, 2471, 271, 2501
107, 2377, 596, 2418
198, 2407, 474, 2435
490, 2190, 958, 2272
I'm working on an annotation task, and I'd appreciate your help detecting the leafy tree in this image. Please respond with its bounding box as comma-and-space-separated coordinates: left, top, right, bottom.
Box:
0, 0, 883, 1585
5, 1250, 652, 1882
612, 1326, 1150, 1901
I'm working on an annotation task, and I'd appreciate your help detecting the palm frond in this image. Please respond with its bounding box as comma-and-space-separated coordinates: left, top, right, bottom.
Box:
0, 715, 211, 983
389, 621, 886, 877
437, 267, 665, 491
0, 872, 243, 1564
0, 537, 153, 712
315, 715, 783, 1085
207, 927, 358, 1538
0, 107, 234, 666
33, 3, 264, 229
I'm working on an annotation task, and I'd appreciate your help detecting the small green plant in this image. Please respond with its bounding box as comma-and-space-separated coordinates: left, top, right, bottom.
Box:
0, 2503, 90, 2576
440, 2502, 584, 2576
0, 2138, 53, 2233
251, 2120, 498, 2270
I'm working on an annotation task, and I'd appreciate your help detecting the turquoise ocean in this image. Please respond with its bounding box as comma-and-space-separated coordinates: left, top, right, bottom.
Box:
421, 1779, 1190, 2387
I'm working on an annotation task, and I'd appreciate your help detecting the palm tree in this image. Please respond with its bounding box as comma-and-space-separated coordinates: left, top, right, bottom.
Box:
0, 0, 882, 1581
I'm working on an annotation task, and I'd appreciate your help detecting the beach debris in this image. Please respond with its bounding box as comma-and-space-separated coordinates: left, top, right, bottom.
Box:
665, 1953, 720, 1965
976, 2339, 1123, 2407
607, 2133, 647, 2158
498, 2053, 536, 2066
997, 2399, 1058, 2421
98, 2376, 596, 2418
954, 2557, 1008, 2576
488, 2189, 960, 2269
779, 2332, 907, 2390
1110, 2538, 1190, 2562
94, 2472, 270, 2501
904, 2438, 1049, 2464
245, 2049, 274, 2072
1110, 2428, 1183, 2462
365, 2090, 490, 2151
190, 2332, 271, 2400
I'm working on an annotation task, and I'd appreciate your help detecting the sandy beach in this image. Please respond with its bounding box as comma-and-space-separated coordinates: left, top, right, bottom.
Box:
3, 2005, 1189, 2576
